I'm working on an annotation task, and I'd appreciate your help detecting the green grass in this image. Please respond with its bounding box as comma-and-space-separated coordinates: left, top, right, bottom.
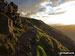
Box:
37, 45, 47, 56
34, 25, 69, 56
0, 17, 69, 56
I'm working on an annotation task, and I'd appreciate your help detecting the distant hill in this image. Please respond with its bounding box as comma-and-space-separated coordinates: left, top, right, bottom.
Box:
0, 0, 75, 56
52, 25, 75, 41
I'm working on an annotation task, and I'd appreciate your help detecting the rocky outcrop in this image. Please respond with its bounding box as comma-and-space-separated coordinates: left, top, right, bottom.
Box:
0, 0, 20, 55
0, 0, 20, 35
0, 14, 9, 34
9, 2, 18, 13
0, 0, 8, 13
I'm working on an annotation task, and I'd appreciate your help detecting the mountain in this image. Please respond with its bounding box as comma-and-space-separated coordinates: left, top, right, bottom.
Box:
52, 25, 75, 41
0, 0, 75, 56
30, 20, 75, 51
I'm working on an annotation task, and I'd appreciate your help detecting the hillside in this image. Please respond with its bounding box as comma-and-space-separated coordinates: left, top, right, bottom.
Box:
30, 19, 75, 51
0, 0, 74, 56
0, 17, 70, 56
52, 25, 75, 41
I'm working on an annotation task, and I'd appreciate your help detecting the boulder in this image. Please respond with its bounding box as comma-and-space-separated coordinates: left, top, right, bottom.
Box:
0, 14, 9, 34
10, 2, 18, 13
0, 0, 7, 3
6, 2, 18, 18
0, 1, 6, 13
0, 1, 8, 13
8, 4, 14, 14
0, 13, 14, 35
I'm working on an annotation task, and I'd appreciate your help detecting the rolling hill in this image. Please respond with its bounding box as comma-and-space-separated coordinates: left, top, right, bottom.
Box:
52, 25, 75, 41
0, 0, 75, 56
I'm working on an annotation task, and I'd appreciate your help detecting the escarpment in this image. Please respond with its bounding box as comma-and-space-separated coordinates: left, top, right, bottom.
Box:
0, 0, 20, 37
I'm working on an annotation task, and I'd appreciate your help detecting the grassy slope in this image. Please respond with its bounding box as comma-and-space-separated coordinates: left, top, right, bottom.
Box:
30, 19, 75, 51
0, 17, 69, 56
34, 26, 69, 56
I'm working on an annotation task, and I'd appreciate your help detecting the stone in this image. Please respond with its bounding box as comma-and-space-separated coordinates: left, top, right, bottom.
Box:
0, 13, 14, 34
8, 4, 14, 14
6, 2, 18, 18
0, 14, 9, 34
0, 0, 8, 13
0, 1, 6, 13
10, 2, 18, 13
0, 0, 7, 3
8, 19, 13, 33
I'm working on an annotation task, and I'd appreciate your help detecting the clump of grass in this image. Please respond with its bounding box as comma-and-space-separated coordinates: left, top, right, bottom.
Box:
37, 45, 47, 56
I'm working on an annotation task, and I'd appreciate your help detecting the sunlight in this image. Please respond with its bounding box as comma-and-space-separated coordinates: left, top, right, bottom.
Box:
31, 1, 75, 25
21, 12, 25, 15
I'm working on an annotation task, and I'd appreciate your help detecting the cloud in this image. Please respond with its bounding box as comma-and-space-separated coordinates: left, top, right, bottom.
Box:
38, 6, 46, 12
31, 1, 75, 25
21, 11, 30, 16
19, 0, 64, 16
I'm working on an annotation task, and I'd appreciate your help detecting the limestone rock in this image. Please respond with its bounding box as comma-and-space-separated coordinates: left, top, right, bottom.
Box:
0, 0, 20, 36
7, 4, 14, 14
0, 14, 9, 34
0, 0, 7, 3
0, 0, 8, 13
10, 2, 18, 13
0, 1, 6, 13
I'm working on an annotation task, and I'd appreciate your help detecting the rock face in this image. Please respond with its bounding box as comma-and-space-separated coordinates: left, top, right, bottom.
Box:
0, 0, 20, 55
0, 14, 9, 34
0, 0, 8, 13
9, 2, 18, 13
0, 0, 19, 34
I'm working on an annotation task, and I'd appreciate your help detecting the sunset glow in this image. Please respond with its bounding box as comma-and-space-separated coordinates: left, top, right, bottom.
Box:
31, 1, 75, 25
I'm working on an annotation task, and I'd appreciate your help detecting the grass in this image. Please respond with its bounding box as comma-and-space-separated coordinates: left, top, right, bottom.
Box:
37, 45, 47, 56
34, 25, 69, 56
0, 17, 70, 56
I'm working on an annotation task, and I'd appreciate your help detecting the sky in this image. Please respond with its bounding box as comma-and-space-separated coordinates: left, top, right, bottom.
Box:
7, 0, 75, 25
7, 0, 44, 12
